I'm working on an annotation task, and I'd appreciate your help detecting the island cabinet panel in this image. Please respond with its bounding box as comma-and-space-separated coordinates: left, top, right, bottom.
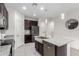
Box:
35, 41, 43, 56
43, 42, 55, 56
56, 45, 67, 56
43, 41, 67, 56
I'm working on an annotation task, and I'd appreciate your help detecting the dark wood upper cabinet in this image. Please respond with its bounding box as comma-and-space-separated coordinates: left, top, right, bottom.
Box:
24, 20, 38, 43
24, 35, 32, 43
0, 3, 8, 30
0, 3, 4, 16
24, 20, 31, 30
31, 21, 38, 26
24, 20, 38, 30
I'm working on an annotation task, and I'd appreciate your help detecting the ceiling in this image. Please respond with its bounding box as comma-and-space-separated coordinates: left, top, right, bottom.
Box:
5, 3, 79, 19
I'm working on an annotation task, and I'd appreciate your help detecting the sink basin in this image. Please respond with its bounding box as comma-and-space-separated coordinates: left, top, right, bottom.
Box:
35, 36, 49, 43
37, 36, 48, 39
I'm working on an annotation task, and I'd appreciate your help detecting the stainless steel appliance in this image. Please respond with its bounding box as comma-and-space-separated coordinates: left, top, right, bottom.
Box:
31, 26, 39, 36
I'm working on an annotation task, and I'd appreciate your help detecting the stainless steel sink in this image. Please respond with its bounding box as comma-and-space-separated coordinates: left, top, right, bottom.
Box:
37, 36, 48, 39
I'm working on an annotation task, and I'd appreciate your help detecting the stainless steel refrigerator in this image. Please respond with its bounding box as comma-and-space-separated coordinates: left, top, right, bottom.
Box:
31, 26, 39, 36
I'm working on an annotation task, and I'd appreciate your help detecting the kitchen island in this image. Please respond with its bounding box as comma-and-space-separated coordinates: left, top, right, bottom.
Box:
35, 36, 73, 56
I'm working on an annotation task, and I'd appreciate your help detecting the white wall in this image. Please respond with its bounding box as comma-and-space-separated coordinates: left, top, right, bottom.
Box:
38, 18, 54, 38
53, 11, 79, 49
14, 11, 24, 49
38, 19, 47, 37
66, 11, 79, 49
5, 5, 24, 49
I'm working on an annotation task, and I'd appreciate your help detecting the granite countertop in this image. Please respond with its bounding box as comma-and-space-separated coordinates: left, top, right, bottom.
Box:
35, 36, 74, 47
35, 36, 43, 43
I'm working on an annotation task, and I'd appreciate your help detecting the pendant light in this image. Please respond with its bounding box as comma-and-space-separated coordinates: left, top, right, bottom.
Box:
45, 9, 48, 24
32, 3, 37, 8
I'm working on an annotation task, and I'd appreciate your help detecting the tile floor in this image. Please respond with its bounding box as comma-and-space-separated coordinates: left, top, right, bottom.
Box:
14, 43, 41, 56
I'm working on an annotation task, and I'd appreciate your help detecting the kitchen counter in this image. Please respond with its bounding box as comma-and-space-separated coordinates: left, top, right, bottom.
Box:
35, 36, 73, 56
35, 36, 74, 47
35, 36, 43, 43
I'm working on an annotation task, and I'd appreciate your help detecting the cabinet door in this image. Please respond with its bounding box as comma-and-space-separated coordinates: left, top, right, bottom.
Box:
35, 41, 39, 51
3, 4, 8, 29
0, 3, 4, 16
24, 35, 32, 43
56, 45, 67, 56
43, 41, 55, 56
0, 4, 1, 13
31, 21, 38, 26
0, 3, 8, 29
3, 4, 6, 17
5, 10, 8, 29
24, 20, 31, 30
38, 42, 43, 55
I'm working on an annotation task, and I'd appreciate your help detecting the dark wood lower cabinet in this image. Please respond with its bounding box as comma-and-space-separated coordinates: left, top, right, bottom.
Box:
35, 41, 43, 56
43, 41, 67, 56
35, 40, 67, 56
24, 35, 32, 43
43, 41, 55, 56
56, 45, 67, 56
35, 41, 39, 51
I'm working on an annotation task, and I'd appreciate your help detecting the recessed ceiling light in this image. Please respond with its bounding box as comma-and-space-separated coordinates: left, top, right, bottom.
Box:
22, 6, 27, 10
33, 14, 36, 16
61, 13, 65, 20
32, 3, 37, 8
45, 18, 47, 23
40, 7, 44, 11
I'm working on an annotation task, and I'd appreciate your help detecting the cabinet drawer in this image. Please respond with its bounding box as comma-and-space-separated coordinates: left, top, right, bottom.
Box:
24, 35, 32, 43
43, 41, 55, 56
56, 45, 67, 56
35, 41, 43, 56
